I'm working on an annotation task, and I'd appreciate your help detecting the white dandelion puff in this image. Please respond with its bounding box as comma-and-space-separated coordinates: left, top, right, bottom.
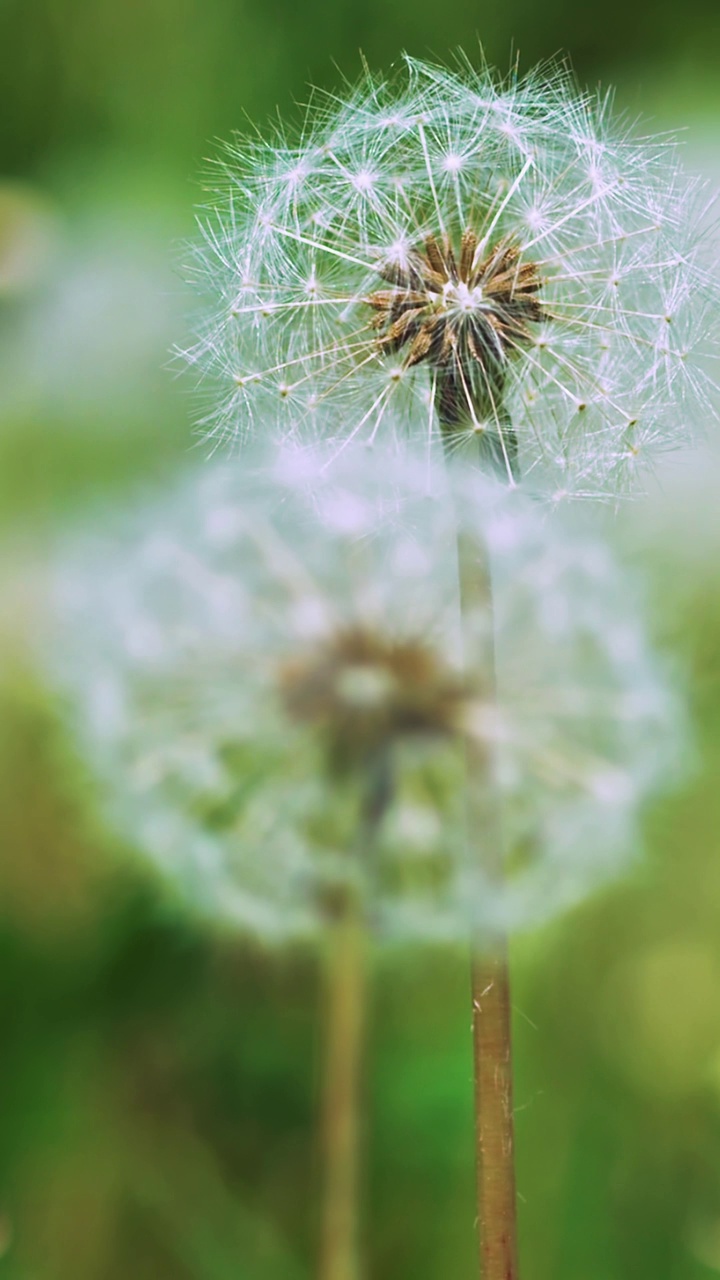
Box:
51, 439, 682, 940
181, 56, 719, 497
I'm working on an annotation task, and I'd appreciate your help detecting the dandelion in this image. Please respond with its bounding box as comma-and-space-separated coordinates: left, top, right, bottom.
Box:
52, 437, 682, 1279
52, 442, 677, 937
184, 56, 718, 497
175, 55, 719, 1278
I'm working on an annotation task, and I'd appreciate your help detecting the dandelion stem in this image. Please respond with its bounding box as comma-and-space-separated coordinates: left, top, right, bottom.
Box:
319, 889, 366, 1280
453, 474, 519, 1280
472, 941, 518, 1280
318, 760, 390, 1280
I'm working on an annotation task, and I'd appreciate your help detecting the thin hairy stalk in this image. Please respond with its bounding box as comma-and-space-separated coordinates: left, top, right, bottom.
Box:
318, 761, 390, 1280
448, 447, 519, 1280
472, 941, 518, 1280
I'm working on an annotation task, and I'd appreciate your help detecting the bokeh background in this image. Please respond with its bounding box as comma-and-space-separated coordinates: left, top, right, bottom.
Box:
1, 3, 720, 1277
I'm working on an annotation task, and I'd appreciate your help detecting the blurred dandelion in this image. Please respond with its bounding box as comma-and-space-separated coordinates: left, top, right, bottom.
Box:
53, 441, 679, 941
182, 56, 718, 497
53, 436, 683, 1280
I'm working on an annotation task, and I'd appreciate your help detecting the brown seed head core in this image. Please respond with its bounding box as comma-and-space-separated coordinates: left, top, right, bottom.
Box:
278, 625, 473, 770
367, 231, 545, 476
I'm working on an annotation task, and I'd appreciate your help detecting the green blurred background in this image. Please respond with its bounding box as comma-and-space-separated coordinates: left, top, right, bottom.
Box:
1, 2, 720, 1277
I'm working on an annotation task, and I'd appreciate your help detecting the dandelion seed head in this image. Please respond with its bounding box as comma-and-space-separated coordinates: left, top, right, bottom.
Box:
181, 57, 719, 493
52, 439, 683, 941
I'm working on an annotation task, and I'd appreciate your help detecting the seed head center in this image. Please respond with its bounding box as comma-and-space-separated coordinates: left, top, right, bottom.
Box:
277, 625, 473, 762
366, 229, 545, 379
335, 663, 396, 708
440, 279, 484, 314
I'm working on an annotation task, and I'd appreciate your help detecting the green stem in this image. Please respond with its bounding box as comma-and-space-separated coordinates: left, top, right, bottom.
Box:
453, 468, 520, 1280
318, 760, 390, 1280
318, 890, 366, 1280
